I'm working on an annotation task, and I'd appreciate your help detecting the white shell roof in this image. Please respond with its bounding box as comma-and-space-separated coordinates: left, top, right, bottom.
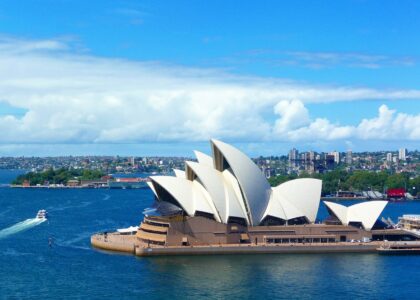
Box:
194, 151, 214, 167
185, 161, 248, 223
192, 180, 220, 221
185, 161, 225, 222
150, 176, 214, 217
222, 169, 250, 223
211, 139, 271, 225
149, 139, 324, 226
268, 178, 322, 223
147, 181, 158, 197
262, 193, 287, 220
173, 169, 186, 178
324, 200, 388, 230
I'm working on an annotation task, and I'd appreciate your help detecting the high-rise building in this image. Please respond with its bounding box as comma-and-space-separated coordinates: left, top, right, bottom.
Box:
386, 153, 392, 162
399, 148, 407, 161
325, 154, 335, 169
346, 150, 352, 165
309, 151, 316, 161
288, 148, 298, 161
330, 151, 340, 164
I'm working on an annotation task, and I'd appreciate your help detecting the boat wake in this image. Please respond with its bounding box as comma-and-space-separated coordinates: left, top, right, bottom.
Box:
0, 218, 46, 240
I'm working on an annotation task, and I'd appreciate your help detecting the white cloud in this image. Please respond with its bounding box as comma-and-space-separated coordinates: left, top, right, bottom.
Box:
241, 49, 416, 69
278, 103, 420, 142
283, 51, 416, 69
273, 99, 310, 134
357, 105, 420, 140
0, 37, 419, 145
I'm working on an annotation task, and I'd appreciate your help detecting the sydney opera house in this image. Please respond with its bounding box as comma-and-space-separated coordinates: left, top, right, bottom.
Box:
91, 139, 420, 256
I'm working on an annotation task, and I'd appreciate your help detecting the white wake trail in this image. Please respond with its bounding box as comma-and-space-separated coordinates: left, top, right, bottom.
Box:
0, 218, 46, 240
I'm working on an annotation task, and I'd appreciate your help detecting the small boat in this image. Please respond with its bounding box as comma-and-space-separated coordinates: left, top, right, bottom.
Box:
36, 209, 48, 220
117, 226, 139, 235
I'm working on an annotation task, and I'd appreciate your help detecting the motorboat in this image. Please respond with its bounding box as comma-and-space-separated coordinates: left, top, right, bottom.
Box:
117, 226, 139, 235
36, 209, 48, 220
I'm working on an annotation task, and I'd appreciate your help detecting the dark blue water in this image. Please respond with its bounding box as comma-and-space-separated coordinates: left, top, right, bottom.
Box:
0, 170, 419, 299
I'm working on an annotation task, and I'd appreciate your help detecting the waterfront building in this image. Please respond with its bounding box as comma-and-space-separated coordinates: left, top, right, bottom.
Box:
147, 139, 322, 226
91, 139, 420, 256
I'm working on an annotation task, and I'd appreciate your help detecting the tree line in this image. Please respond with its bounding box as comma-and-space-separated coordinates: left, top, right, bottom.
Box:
12, 168, 105, 186
268, 170, 420, 196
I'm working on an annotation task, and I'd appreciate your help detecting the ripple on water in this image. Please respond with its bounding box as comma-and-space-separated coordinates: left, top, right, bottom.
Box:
0, 179, 419, 299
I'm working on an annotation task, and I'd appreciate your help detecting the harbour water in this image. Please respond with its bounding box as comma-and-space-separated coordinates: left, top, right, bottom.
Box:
0, 170, 419, 299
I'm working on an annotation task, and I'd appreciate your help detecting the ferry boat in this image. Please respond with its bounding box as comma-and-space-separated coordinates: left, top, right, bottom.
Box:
377, 241, 420, 254
36, 209, 48, 220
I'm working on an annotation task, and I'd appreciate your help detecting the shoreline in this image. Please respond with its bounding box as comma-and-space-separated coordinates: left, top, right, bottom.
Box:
6, 186, 420, 200
321, 197, 420, 201
91, 232, 379, 256
91, 232, 420, 257
9, 184, 108, 189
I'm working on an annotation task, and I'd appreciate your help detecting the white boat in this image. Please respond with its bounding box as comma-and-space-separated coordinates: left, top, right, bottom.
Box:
117, 226, 138, 235
36, 209, 48, 220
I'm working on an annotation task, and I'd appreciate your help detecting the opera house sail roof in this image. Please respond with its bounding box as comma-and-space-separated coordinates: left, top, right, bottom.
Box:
324, 201, 388, 230
148, 139, 328, 227
92, 139, 409, 256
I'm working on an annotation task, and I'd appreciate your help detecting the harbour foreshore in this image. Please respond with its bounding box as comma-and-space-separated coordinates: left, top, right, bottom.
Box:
91, 232, 383, 256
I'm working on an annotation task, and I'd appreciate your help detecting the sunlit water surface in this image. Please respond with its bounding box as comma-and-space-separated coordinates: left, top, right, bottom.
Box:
0, 170, 419, 299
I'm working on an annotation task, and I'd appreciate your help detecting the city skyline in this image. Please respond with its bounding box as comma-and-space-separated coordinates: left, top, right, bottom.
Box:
0, 1, 419, 156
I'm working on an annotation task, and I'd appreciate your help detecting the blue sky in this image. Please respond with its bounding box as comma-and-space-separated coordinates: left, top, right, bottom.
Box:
0, 0, 419, 156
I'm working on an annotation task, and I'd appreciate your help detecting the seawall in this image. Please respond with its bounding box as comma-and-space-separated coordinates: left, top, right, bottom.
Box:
91, 233, 136, 254
135, 243, 379, 256
91, 232, 384, 257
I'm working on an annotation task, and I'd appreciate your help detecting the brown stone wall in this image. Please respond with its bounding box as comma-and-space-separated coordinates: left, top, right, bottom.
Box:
164, 216, 371, 246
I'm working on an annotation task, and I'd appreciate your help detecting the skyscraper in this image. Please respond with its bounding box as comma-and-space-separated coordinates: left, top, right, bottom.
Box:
288, 148, 298, 161
330, 151, 340, 164
346, 150, 352, 165
386, 153, 392, 162
399, 148, 407, 161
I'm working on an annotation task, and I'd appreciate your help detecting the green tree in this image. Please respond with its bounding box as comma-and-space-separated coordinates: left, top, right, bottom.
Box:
386, 173, 409, 189
409, 177, 420, 196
